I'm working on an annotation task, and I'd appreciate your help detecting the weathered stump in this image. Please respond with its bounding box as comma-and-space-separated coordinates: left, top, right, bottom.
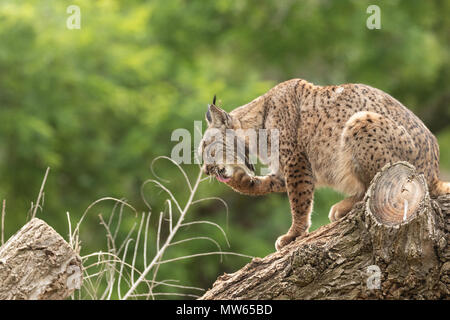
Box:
200, 162, 449, 299
0, 218, 83, 300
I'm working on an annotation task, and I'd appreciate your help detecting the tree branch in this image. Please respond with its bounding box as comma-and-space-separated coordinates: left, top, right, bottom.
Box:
0, 218, 83, 300
200, 162, 449, 300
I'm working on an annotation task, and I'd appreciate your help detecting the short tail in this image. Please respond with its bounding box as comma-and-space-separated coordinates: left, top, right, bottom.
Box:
432, 180, 450, 196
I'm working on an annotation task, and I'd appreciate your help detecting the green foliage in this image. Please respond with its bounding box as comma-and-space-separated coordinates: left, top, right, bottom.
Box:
0, 0, 449, 299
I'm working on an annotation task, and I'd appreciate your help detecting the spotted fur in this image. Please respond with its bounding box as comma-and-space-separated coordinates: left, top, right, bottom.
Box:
199, 79, 450, 251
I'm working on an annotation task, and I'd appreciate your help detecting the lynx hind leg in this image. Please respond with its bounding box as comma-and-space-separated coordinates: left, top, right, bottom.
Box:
340, 111, 417, 188
329, 195, 362, 222
330, 111, 417, 222
433, 180, 450, 196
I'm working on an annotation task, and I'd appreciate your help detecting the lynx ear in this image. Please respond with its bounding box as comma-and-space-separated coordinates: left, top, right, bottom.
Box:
206, 94, 216, 124
206, 107, 212, 123
207, 104, 232, 127
206, 97, 232, 127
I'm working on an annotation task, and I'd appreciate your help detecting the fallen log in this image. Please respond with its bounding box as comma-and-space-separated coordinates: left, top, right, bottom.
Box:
0, 218, 82, 300
200, 162, 449, 299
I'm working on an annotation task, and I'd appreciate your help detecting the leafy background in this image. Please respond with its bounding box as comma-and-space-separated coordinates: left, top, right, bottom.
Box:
0, 0, 449, 298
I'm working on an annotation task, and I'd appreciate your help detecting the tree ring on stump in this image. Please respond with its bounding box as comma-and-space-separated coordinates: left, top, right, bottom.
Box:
367, 162, 428, 226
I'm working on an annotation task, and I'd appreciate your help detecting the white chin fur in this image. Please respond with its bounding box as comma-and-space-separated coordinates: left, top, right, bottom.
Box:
224, 165, 235, 178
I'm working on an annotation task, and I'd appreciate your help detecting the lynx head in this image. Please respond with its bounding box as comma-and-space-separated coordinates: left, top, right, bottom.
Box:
198, 95, 255, 182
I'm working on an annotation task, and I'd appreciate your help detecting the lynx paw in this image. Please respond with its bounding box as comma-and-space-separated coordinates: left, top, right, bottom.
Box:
275, 232, 301, 251
227, 168, 256, 189
328, 197, 358, 222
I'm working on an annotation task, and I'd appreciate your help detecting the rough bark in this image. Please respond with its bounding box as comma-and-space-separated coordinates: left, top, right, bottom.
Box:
200, 162, 450, 300
0, 218, 83, 300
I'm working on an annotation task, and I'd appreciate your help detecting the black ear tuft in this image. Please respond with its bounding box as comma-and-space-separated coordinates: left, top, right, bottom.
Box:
212, 94, 217, 105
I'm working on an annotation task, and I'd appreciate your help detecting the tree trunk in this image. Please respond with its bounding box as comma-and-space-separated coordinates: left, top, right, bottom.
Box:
0, 218, 83, 300
200, 162, 450, 300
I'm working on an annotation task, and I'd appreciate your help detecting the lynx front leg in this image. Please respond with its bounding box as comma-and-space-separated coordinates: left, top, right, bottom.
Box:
225, 168, 286, 196
275, 155, 314, 251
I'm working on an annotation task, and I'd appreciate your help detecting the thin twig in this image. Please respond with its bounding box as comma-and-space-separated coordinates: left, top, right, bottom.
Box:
131, 213, 146, 284
122, 169, 204, 300
180, 220, 230, 247
143, 211, 152, 268
156, 251, 254, 265
75, 161, 245, 300
1, 199, 5, 246
31, 167, 50, 220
